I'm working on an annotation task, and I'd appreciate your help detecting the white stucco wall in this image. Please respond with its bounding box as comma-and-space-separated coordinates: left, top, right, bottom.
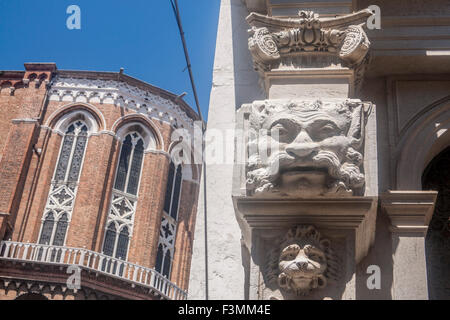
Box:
188, 0, 262, 300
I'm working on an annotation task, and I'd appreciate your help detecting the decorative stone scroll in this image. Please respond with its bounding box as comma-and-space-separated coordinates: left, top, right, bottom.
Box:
265, 226, 338, 297
245, 99, 371, 197
247, 9, 373, 73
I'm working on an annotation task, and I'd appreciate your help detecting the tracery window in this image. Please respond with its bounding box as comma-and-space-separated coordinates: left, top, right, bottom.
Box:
38, 120, 88, 247
155, 162, 183, 278
102, 132, 145, 265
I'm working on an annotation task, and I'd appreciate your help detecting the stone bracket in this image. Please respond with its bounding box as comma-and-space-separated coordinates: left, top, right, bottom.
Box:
233, 196, 378, 264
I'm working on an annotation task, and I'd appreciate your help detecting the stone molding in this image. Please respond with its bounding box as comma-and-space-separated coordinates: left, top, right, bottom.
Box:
381, 191, 438, 235
11, 118, 39, 124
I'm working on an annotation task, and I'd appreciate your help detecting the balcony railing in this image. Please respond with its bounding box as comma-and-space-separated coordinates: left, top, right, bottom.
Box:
0, 241, 187, 300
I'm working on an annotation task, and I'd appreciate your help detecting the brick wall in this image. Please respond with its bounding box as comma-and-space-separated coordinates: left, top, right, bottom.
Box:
0, 64, 200, 298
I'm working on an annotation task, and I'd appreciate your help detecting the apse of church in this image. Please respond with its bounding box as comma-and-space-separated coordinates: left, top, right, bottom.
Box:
0, 64, 201, 300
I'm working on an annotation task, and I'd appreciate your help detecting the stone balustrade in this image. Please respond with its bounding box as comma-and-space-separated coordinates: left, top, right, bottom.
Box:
0, 241, 187, 300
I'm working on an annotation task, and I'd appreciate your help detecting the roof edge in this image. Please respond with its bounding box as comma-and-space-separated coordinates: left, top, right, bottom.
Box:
56, 70, 200, 122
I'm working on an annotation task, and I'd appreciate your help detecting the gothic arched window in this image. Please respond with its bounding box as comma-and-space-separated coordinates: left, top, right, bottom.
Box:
39, 120, 89, 247
156, 162, 183, 278
164, 162, 183, 221
103, 223, 117, 257
155, 244, 164, 272
114, 133, 144, 196
102, 132, 145, 263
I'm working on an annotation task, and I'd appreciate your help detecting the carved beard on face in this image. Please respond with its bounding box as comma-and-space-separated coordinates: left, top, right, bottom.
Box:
247, 105, 365, 197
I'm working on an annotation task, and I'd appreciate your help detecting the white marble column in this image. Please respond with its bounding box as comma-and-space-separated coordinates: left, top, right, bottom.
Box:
382, 191, 438, 300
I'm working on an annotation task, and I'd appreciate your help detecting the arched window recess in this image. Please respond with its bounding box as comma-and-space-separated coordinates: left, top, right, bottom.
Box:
38, 118, 90, 252
101, 130, 147, 265
155, 160, 184, 278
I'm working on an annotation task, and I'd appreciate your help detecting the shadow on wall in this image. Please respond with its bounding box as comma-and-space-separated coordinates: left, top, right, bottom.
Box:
356, 210, 393, 300
15, 293, 48, 300
422, 147, 450, 300
231, 0, 265, 110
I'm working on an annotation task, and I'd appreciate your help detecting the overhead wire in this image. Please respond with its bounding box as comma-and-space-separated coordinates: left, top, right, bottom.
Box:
169, 0, 209, 300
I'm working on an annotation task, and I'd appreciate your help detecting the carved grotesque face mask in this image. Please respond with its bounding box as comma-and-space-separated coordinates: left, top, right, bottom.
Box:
278, 242, 328, 295
246, 100, 367, 197
266, 226, 337, 297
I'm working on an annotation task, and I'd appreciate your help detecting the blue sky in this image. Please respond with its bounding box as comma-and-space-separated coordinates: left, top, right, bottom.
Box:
0, 0, 220, 119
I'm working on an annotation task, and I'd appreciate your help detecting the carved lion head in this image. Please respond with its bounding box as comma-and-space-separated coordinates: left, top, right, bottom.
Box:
266, 226, 338, 296
246, 99, 368, 197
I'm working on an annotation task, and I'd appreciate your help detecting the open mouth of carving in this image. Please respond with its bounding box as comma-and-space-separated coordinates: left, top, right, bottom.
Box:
290, 274, 316, 283
281, 166, 329, 176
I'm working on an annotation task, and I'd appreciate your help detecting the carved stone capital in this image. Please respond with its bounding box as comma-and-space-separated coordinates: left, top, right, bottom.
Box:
381, 191, 438, 235
246, 9, 374, 96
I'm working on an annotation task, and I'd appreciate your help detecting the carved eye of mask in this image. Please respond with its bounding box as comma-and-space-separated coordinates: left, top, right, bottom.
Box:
280, 244, 300, 261
305, 120, 341, 141
304, 245, 325, 263
269, 122, 295, 143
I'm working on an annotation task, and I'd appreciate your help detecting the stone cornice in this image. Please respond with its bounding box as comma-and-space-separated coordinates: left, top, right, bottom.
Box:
11, 118, 39, 124
247, 9, 373, 30
381, 191, 438, 235
48, 75, 197, 130
234, 196, 376, 229
56, 70, 199, 122
24, 63, 57, 72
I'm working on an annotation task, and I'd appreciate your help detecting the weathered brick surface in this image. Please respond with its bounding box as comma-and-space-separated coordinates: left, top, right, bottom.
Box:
65, 133, 117, 249
0, 64, 200, 299
127, 152, 170, 267
0, 121, 39, 230
0, 216, 6, 240
12, 130, 62, 243
171, 179, 200, 289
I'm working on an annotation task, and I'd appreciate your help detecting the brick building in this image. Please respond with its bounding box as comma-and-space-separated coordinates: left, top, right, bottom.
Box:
0, 63, 201, 300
